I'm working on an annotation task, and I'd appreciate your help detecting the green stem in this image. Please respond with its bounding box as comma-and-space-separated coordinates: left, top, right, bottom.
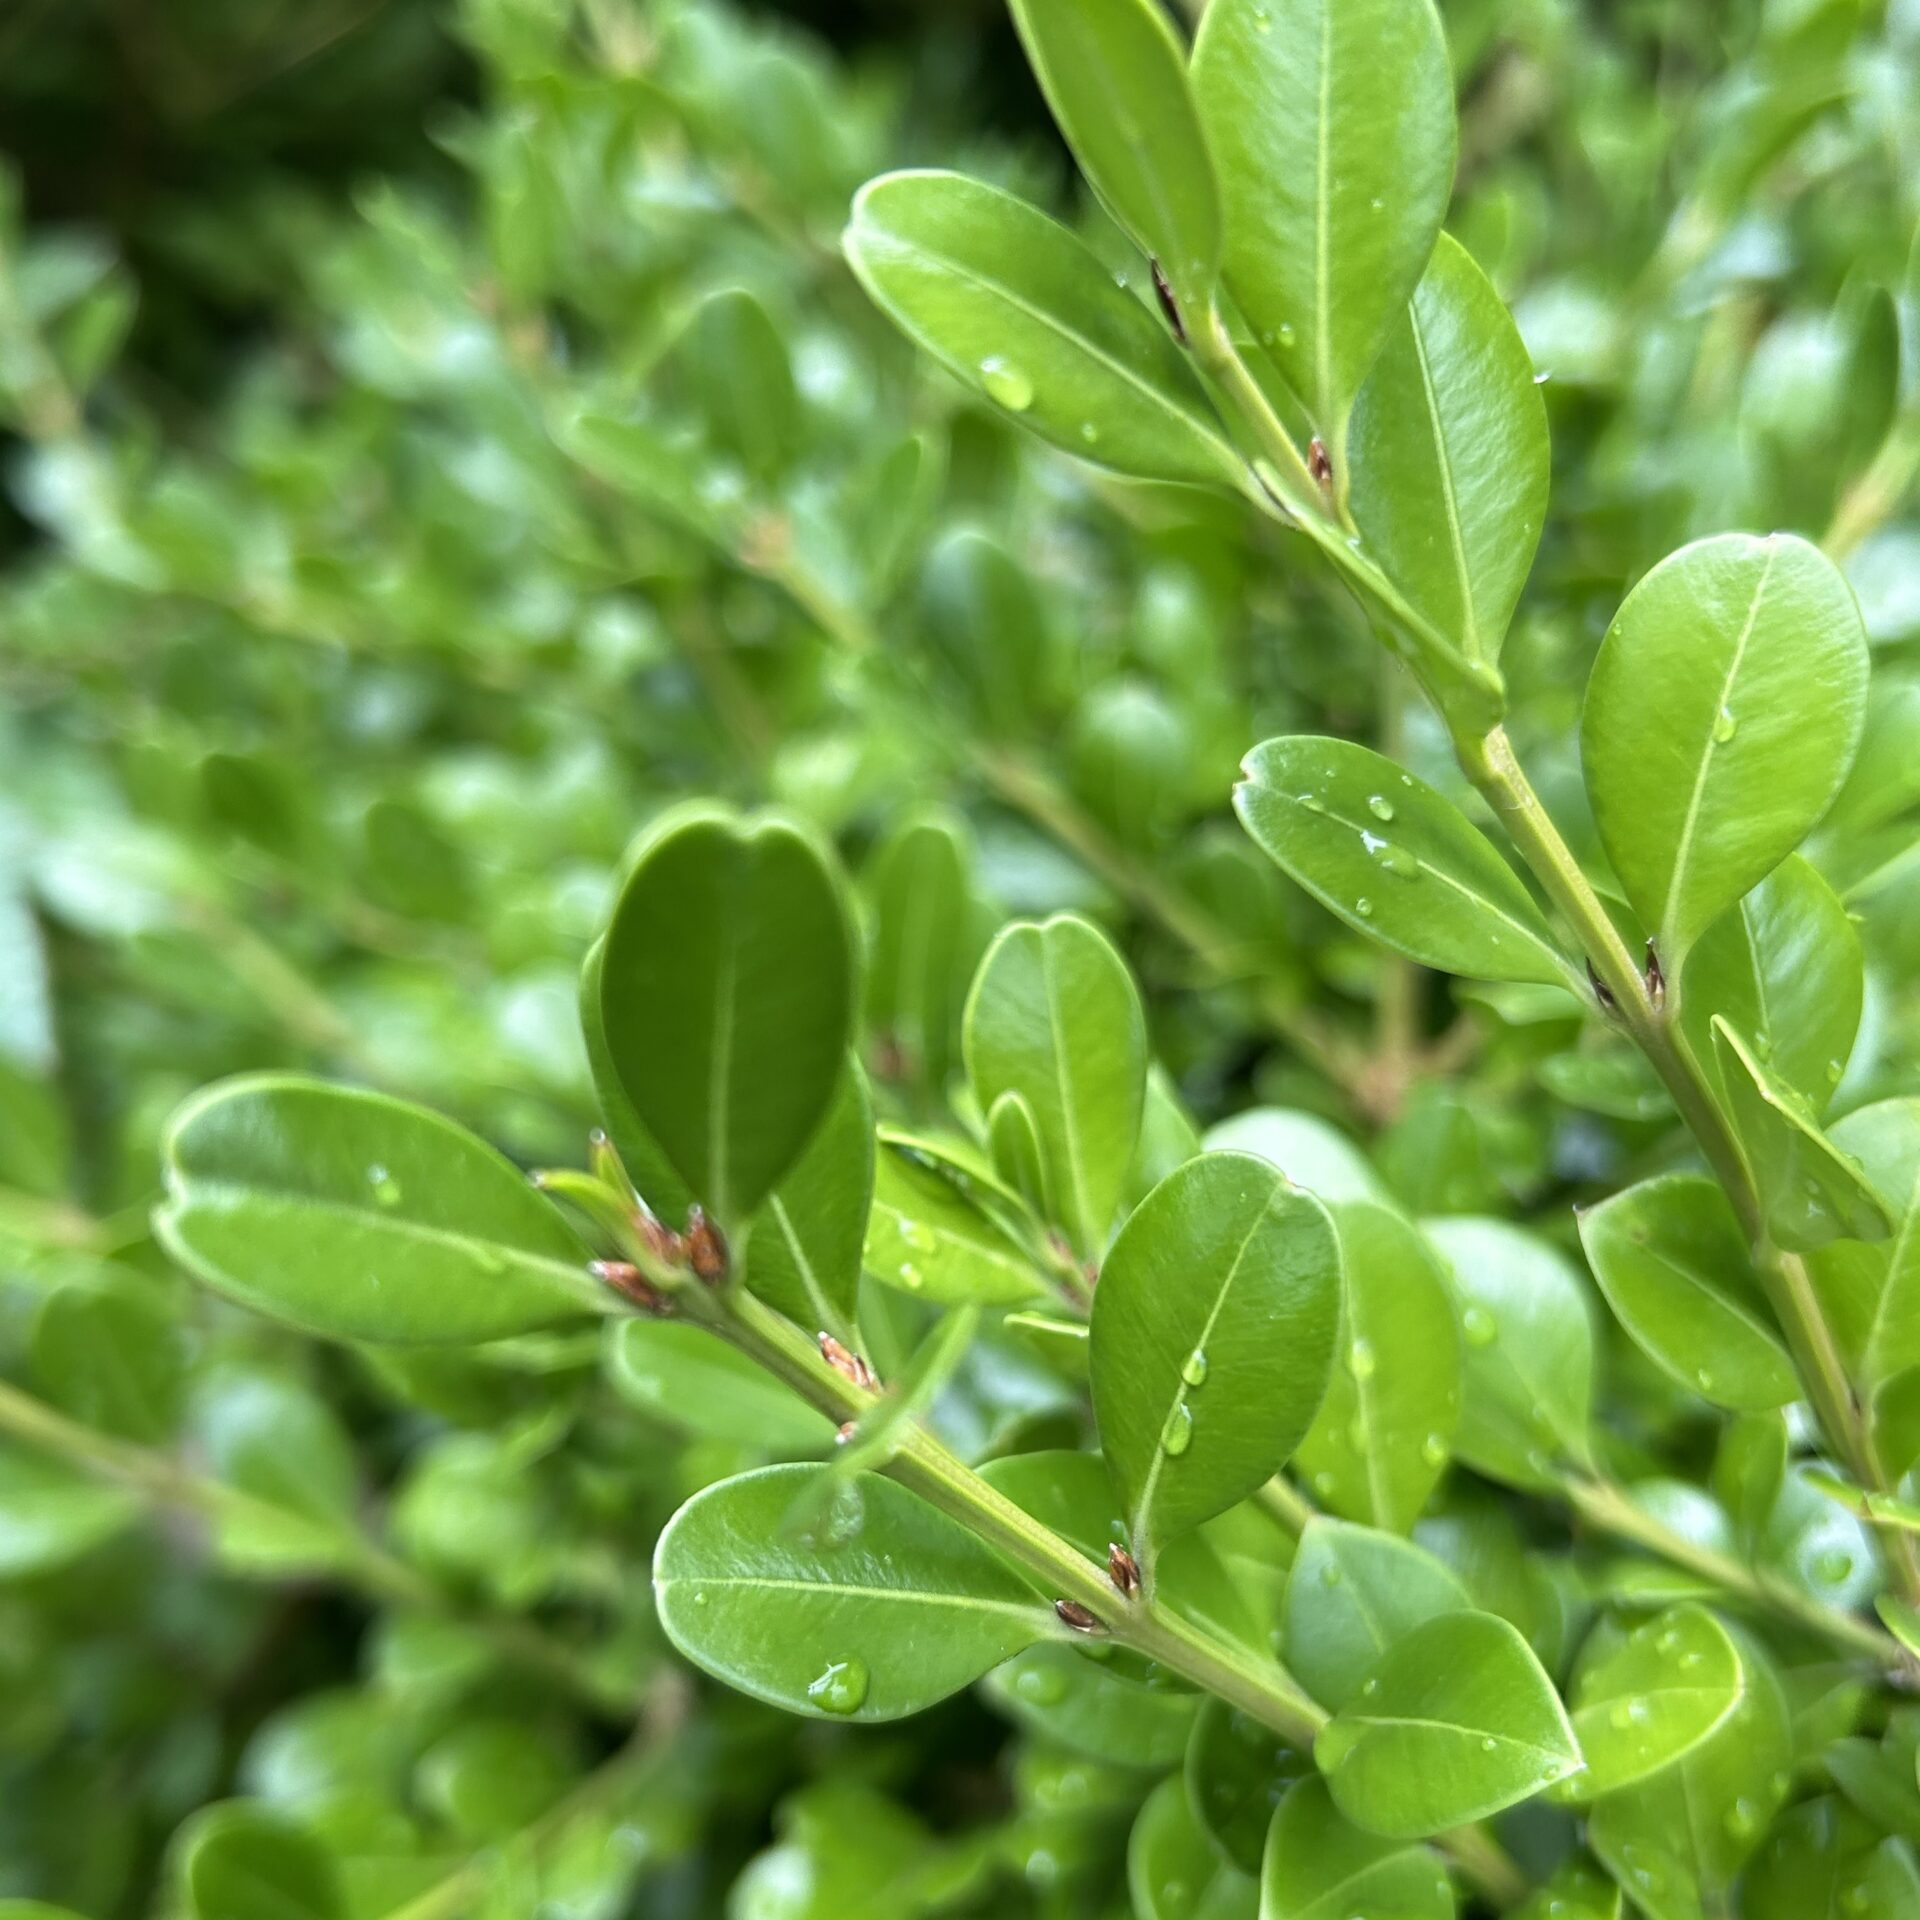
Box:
0, 1376, 636, 1718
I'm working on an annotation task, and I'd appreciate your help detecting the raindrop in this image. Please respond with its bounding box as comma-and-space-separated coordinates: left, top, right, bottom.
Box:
1319, 1560, 1343, 1588
1367, 795, 1395, 821
1421, 1433, 1449, 1468
1713, 707, 1738, 744
806, 1656, 870, 1715
1354, 897, 1374, 918
1079, 422, 1100, 444
1375, 842, 1420, 879
1014, 1661, 1070, 1706
1608, 1701, 1635, 1731
1480, 1737, 1498, 1752
366, 1164, 402, 1208
898, 1262, 923, 1290
1725, 1797, 1762, 1839
1160, 1403, 1194, 1458
1181, 1348, 1210, 1388
1299, 792, 1328, 814
979, 356, 1034, 412
1815, 1548, 1854, 1586
903, 1220, 937, 1253
1462, 1305, 1497, 1348
1276, 321, 1296, 347
1348, 1338, 1377, 1381
1695, 1367, 1714, 1394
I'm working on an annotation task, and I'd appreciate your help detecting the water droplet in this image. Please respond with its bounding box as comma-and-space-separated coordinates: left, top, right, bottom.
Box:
1608, 1700, 1635, 1730
692, 1588, 709, 1607
1816, 1548, 1854, 1585
366, 1163, 402, 1208
1725, 1796, 1762, 1839
1319, 1560, 1343, 1588
1299, 792, 1328, 814
1013, 1661, 1069, 1706
979, 355, 1034, 412
1369, 196, 1385, 211
1312, 1471, 1336, 1498
1347, 1338, 1377, 1381
1695, 1367, 1714, 1393
806, 1655, 869, 1715
1480, 1736, 1498, 1752
898, 1262, 923, 1290
1158, 1879, 1189, 1915
1828, 1058, 1845, 1085
1276, 321, 1296, 346
1079, 421, 1100, 444
1367, 795, 1396, 821
1421, 1433, 1449, 1468
1373, 840, 1420, 879
1181, 1348, 1209, 1387
1361, 1677, 1379, 1697
1160, 1403, 1194, 1457
1354, 897, 1374, 918
1462, 1305, 1497, 1347
902, 1220, 937, 1253
1713, 706, 1738, 744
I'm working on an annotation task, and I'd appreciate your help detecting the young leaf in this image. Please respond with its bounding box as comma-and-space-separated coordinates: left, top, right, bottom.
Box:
1821, 1099, 1920, 1392
982, 1644, 1199, 1769
1424, 1217, 1596, 1489
1581, 532, 1870, 964
1293, 1201, 1462, 1532
844, 171, 1243, 488
679, 286, 798, 481
1712, 1018, 1892, 1252
174, 1802, 342, 1920
862, 809, 979, 1095
1563, 1605, 1745, 1801
1235, 737, 1568, 986
741, 1066, 874, 1338
1191, 0, 1456, 443
1316, 1609, 1582, 1838
1282, 1518, 1471, 1711
1349, 233, 1550, 667
1578, 1174, 1798, 1412
964, 914, 1146, 1259
653, 1465, 1055, 1722
1185, 1699, 1313, 1873
863, 1132, 1045, 1305
156, 1076, 606, 1346
1091, 1152, 1340, 1565
1261, 1778, 1454, 1920
1203, 1108, 1391, 1206
609, 1321, 836, 1453
1511, 1859, 1623, 1920
1008, 0, 1220, 315
0, 1449, 140, 1577
1680, 855, 1861, 1115
1743, 1798, 1920, 1920
1128, 1775, 1257, 1920
597, 804, 857, 1228
987, 1090, 1050, 1220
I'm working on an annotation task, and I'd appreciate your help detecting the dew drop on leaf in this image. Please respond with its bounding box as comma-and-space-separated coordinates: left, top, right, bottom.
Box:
1725, 1796, 1762, 1839
979, 356, 1034, 412
1421, 1433, 1449, 1468
806, 1656, 870, 1714
1013, 1661, 1069, 1706
1347, 1337, 1376, 1381
1713, 706, 1738, 743
897, 1262, 923, 1290
1816, 1549, 1853, 1585
1354, 897, 1374, 918
1462, 1305, 1497, 1347
1160, 1403, 1194, 1457
1181, 1347, 1209, 1387
1366, 794, 1395, 821
366, 1163, 402, 1207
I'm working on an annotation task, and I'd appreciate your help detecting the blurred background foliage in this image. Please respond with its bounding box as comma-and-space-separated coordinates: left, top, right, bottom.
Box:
0, 0, 1917, 1913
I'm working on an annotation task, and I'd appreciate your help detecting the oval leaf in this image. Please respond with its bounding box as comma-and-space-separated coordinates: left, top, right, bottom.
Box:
597, 804, 857, 1228
609, 1321, 836, 1454
845, 170, 1242, 488
1129, 1774, 1257, 1920
1236, 737, 1568, 985
653, 1464, 1054, 1722
1092, 1152, 1341, 1564
1262, 1778, 1454, 1920
1582, 532, 1870, 963
155, 1076, 604, 1346
863, 1132, 1045, 1306
175, 1802, 342, 1920
1316, 1609, 1582, 1839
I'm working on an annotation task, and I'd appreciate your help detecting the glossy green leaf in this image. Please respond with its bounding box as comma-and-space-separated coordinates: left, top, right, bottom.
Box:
1564, 1605, 1745, 1801
1202, 1108, 1389, 1206
1743, 1799, 1920, 1920
1282, 1518, 1470, 1712
1680, 855, 1861, 1115
1236, 736, 1567, 985
194, 1368, 357, 1575
680, 286, 797, 480
1261, 1778, 1453, 1920
1008, 0, 1220, 314
964, 913, 1146, 1258
1822, 1099, 1920, 1393
862, 810, 978, 1095
1316, 1609, 1581, 1838
609, 1320, 835, 1453
597, 804, 857, 1228
845, 171, 1243, 488
1511, 1859, 1623, 1920
1349, 233, 1549, 666
1712, 1018, 1892, 1252
175, 1802, 343, 1920
33, 1274, 185, 1443
863, 1131, 1045, 1305
742, 1066, 874, 1338
1128, 1774, 1257, 1920
1192, 0, 1456, 443
981, 1643, 1198, 1768
1091, 1152, 1340, 1564
0, 1448, 140, 1577
1293, 1201, 1462, 1531
1578, 1174, 1797, 1411
1582, 532, 1870, 963
653, 1464, 1054, 1721
1184, 1698, 1312, 1874
987, 1090, 1049, 1220
155, 1076, 605, 1345
1424, 1216, 1596, 1489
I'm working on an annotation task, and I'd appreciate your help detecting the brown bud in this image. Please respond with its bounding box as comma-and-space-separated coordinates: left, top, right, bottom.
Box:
819, 1332, 879, 1392
1054, 1598, 1106, 1635
835, 1421, 858, 1446
1107, 1544, 1141, 1598
1308, 436, 1334, 489
590, 1260, 670, 1315
684, 1205, 728, 1283
633, 1207, 685, 1266
1587, 958, 1618, 1015
1644, 939, 1666, 1011
1150, 260, 1187, 345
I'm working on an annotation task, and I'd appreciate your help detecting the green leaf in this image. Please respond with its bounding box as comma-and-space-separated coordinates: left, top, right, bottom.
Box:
1712, 1018, 1892, 1252
1822, 1099, 1920, 1393
1235, 737, 1567, 985
1192, 0, 1456, 444
609, 1320, 835, 1453
1316, 1609, 1581, 1838
1091, 1152, 1340, 1564
1128, 1774, 1257, 1920
1008, 0, 1220, 314
844, 171, 1243, 488
679, 286, 798, 481
1282, 1517, 1470, 1712
1511, 1859, 1623, 1920
652, 1464, 1054, 1721
964, 914, 1146, 1258
1260, 1778, 1454, 1920
863, 1131, 1045, 1305
742, 1066, 874, 1338
1680, 855, 1861, 1115
1424, 1217, 1596, 1489
1185, 1698, 1313, 1874
1744, 1799, 1920, 1920
981, 1643, 1198, 1768
1203, 1108, 1390, 1206
1582, 532, 1870, 964
0, 1448, 140, 1577
175, 1802, 343, 1920
862, 809, 979, 1095
1564, 1605, 1745, 1801
155, 1076, 605, 1345
596, 804, 857, 1228
33, 1274, 185, 1443
1293, 1201, 1462, 1532
1578, 1174, 1797, 1412
1349, 233, 1549, 666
